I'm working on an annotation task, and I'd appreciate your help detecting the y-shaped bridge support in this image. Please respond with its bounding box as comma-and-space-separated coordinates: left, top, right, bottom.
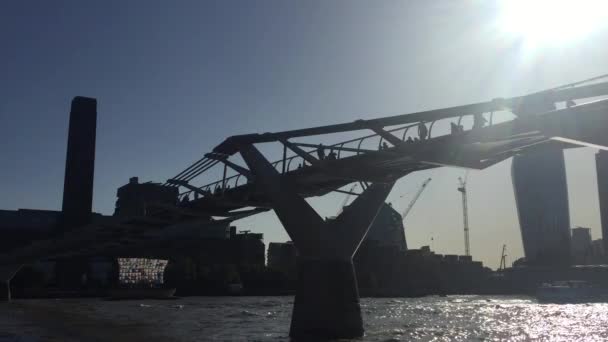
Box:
239, 144, 394, 339
1, 265, 22, 301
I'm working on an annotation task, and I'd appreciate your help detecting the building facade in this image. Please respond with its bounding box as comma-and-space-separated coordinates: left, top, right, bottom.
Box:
511, 148, 571, 265
591, 239, 604, 259
267, 242, 297, 275
596, 151, 608, 253
571, 227, 592, 264
114, 177, 179, 217
364, 203, 407, 251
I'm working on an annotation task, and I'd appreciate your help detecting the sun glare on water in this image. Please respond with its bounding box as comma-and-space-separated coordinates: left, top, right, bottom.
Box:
500, 0, 608, 45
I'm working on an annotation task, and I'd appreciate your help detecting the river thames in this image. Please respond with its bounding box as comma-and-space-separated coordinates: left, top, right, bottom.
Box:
1, 295, 608, 341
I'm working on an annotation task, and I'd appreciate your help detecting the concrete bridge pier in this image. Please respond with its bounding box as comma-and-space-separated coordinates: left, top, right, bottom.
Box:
0, 265, 22, 301
0, 281, 9, 301
239, 144, 394, 339
290, 257, 362, 338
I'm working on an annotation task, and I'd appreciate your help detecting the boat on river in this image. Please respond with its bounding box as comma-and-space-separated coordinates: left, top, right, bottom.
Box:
536, 281, 608, 303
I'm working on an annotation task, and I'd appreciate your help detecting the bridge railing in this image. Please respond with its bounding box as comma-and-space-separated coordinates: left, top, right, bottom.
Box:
176, 112, 497, 199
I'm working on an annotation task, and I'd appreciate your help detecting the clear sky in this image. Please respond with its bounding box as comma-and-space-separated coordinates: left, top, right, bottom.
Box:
2, 1, 608, 269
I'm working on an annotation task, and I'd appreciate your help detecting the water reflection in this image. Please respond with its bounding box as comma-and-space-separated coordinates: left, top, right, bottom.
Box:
1, 296, 608, 341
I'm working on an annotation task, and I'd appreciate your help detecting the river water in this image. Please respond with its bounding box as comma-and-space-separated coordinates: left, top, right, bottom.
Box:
1, 295, 607, 341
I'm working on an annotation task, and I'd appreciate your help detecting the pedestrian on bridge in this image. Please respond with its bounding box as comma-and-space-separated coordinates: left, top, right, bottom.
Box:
473, 113, 487, 129
317, 144, 326, 160
418, 121, 428, 141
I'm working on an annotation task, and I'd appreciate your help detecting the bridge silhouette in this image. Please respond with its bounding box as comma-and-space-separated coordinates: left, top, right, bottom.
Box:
2, 79, 608, 339
168, 82, 608, 209
159, 80, 608, 338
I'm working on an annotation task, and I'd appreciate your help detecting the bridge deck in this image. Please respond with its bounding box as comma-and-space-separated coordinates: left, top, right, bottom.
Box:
177, 95, 608, 216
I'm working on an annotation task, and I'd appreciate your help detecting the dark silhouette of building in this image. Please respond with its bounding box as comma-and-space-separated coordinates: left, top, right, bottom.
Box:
0, 98, 100, 251
591, 239, 604, 259
114, 177, 179, 217
0, 210, 59, 250
571, 227, 592, 264
596, 151, 608, 253
61, 97, 97, 229
164, 228, 266, 295
267, 241, 298, 291
267, 241, 297, 276
364, 203, 407, 251
352, 203, 485, 297
511, 148, 571, 265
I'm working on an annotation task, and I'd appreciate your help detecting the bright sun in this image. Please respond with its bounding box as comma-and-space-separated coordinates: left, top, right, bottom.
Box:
500, 0, 608, 45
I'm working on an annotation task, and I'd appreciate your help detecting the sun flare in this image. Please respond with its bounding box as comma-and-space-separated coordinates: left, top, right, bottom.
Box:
500, 0, 608, 45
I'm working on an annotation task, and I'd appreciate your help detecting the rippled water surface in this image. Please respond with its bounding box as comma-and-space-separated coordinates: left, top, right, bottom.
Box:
2, 296, 608, 341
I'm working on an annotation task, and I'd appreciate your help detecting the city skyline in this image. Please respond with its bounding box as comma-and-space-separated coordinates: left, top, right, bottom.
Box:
2, 1, 608, 269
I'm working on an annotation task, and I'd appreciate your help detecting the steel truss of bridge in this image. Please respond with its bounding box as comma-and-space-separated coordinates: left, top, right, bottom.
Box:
160, 79, 608, 338
167, 80, 608, 217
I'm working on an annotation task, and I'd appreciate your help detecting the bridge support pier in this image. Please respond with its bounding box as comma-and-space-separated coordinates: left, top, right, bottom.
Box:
290, 258, 362, 338
0, 265, 22, 302
1, 281, 9, 301
239, 144, 394, 339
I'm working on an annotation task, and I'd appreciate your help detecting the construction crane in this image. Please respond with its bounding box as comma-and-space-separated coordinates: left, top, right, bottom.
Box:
458, 172, 470, 256
498, 244, 507, 271
401, 178, 432, 222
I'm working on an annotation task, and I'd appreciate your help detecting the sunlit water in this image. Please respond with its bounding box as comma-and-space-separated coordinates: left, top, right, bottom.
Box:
1, 296, 608, 341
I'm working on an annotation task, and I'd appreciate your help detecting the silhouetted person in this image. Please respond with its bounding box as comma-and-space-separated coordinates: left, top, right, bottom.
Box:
450, 122, 458, 134
327, 150, 337, 160
406, 136, 414, 143
181, 194, 190, 204
382, 142, 389, 150
473, 113, 487, 129
194, 192, 199, 200
418, 121, 428, 141
317, 144, 326, 160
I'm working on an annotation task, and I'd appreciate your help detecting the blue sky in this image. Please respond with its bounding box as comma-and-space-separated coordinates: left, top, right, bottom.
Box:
2, 1, 608, 268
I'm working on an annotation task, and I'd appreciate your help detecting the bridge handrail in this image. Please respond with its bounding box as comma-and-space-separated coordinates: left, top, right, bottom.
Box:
211, 81, 608, 156
179, 121, 427, 196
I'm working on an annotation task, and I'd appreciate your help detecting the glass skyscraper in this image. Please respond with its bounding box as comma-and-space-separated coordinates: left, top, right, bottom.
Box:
511, 148, 571, 265
595, 151, 608, 254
